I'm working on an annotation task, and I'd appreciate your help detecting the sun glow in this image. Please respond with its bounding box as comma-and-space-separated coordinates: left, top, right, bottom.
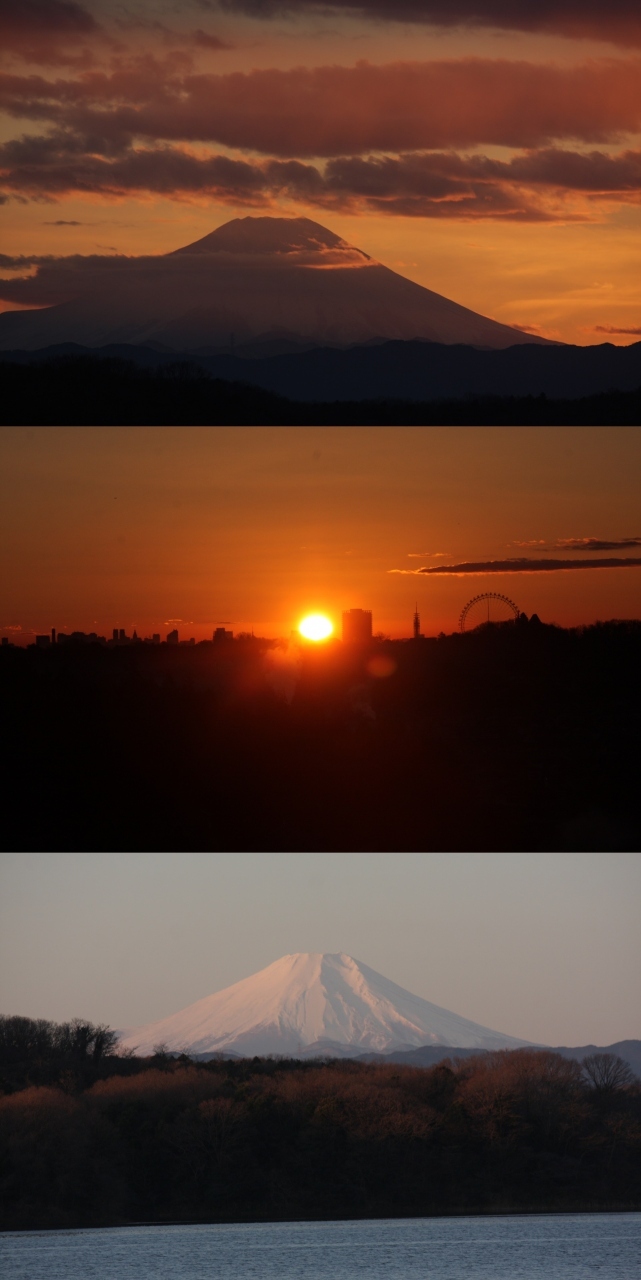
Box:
299, 613, 333, 642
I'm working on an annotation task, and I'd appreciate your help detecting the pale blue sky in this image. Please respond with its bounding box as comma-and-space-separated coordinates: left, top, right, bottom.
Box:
0, 852, 638, 1047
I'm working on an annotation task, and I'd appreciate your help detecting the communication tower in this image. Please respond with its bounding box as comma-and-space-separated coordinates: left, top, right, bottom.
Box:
413, 603, 421, 639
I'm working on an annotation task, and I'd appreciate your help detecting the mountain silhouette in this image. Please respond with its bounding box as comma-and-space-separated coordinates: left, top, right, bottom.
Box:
118, 952, 529, 1058
0, 216, 552, 352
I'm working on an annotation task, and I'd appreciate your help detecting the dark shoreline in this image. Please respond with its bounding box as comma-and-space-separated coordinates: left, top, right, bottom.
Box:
4, 1204, 641, 1234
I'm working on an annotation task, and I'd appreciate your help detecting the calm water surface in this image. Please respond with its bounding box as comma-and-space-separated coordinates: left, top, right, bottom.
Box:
1, 1214, 639, 1280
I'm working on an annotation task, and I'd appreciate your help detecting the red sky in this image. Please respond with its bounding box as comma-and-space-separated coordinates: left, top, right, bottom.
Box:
1, 0, 641, 342
2, 427, 640, 643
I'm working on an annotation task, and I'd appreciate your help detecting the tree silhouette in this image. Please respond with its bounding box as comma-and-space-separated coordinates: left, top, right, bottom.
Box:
582, 1053, 635, 1093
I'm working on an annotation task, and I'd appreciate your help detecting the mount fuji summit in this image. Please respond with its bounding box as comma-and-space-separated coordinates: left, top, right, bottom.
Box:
119, 953, 529, 1059
0, 217, 548, 352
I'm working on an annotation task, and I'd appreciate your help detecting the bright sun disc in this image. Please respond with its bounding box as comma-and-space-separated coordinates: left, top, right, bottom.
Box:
299, 613, 333, 642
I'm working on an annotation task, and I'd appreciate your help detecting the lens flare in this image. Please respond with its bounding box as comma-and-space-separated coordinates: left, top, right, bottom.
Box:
299, 613, 333, 642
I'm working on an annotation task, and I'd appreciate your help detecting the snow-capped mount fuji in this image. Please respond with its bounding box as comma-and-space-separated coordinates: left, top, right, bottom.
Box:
0, 216, 550, 352
119, 953, 530, 1059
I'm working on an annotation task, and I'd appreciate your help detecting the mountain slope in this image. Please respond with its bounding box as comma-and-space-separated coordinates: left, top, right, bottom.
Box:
119, 953, 530, 1057
0, 217, 551, 352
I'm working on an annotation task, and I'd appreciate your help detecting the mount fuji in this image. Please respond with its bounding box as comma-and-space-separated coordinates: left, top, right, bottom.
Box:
0, 216, 549, 352
119, 953, 530, 1059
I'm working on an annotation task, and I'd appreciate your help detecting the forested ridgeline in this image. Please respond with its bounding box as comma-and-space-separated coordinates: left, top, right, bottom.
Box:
1, 620, 640, 851
2, 354, 641, 424
0, 1017, 639, 1229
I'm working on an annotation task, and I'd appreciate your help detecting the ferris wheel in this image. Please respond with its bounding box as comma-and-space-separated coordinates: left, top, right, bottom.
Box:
459, 592, 520, 633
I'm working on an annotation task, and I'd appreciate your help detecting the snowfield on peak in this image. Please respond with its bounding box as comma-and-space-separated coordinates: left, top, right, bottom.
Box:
119, 953, 529, 1058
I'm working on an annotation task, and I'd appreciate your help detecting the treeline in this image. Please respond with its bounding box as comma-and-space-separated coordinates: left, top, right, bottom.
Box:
0, 1016, 125, 1094
1, 619, 639, 851
0, 1030, 638, 1229
2, 354, 640, 424
1, 620, 639, 851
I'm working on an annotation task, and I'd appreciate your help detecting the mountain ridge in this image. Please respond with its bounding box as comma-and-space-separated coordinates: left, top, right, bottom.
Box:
0, 215, 552, 352
119, 952, 530, 1058
355, 1039, 641, 1076
3, 337, 639, 402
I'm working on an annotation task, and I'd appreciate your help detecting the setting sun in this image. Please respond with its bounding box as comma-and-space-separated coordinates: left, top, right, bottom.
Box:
299, 614, 333, 642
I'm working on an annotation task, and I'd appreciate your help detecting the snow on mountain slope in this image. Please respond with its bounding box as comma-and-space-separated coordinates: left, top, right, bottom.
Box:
0, 216, 552, 351
119, 953, 529, 1058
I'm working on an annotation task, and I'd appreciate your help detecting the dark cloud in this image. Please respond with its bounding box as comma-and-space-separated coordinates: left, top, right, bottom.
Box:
2, 135, 640, 221
192, 29, 231, 49
0, 0, 101, 66
0, 142, 563, 223
1, 55, 641, 217
218, 0, 641, 48
553, 537, 641, 551
513, 537, 641, 551
2, 58, 641, 158
398, 558, 641, 574
595, 324, 641, 335
0, 0, 97, 39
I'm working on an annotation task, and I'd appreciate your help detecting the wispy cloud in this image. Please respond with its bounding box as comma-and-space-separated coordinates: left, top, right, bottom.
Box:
513, 537, 641, 551
554, 537, 641, 551
390, 557, 641, 574
594, 324, 641, 335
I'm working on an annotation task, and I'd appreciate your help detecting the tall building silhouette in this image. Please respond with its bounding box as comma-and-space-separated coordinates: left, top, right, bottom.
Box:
342, 609, 372, 644
413, 603, 421, 639
167, 629, 179, 645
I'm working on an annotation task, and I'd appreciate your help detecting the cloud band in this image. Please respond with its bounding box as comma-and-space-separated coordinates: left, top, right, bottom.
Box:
391, 558, 641, 574
218, 0, 641, 48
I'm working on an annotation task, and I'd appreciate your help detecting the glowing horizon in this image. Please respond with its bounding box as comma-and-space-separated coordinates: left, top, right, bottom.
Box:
1, 428, 640, 646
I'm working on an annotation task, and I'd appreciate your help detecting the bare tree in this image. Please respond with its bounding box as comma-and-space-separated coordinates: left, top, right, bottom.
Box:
582, 1053, 635, 1093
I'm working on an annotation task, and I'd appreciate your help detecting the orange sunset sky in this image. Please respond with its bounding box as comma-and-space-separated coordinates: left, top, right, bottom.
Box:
2, 427, 640, 642
1, 0, 641, 343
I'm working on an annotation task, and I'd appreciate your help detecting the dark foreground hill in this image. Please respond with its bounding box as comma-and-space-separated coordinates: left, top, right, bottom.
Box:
173, 336, 641, 403
1, 350, 640, 424
0, 1029, 639, 1229
1, 620, 640, 852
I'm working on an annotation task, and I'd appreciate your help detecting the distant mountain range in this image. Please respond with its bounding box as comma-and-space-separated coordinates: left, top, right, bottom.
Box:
3, 215, 639, 404
2, 337, 640, 404
0, 216, 548, 353
357, 1040, 641, 1077
119, 953, 531, 1058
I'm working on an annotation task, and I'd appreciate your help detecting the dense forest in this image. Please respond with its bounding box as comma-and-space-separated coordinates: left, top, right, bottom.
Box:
0, 1016, 639, 1230
2, 353, 640, 424
1, 619, 639, 851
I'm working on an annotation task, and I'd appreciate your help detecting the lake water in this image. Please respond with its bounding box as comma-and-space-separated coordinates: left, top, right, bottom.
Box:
1, 1214, 639, 1280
